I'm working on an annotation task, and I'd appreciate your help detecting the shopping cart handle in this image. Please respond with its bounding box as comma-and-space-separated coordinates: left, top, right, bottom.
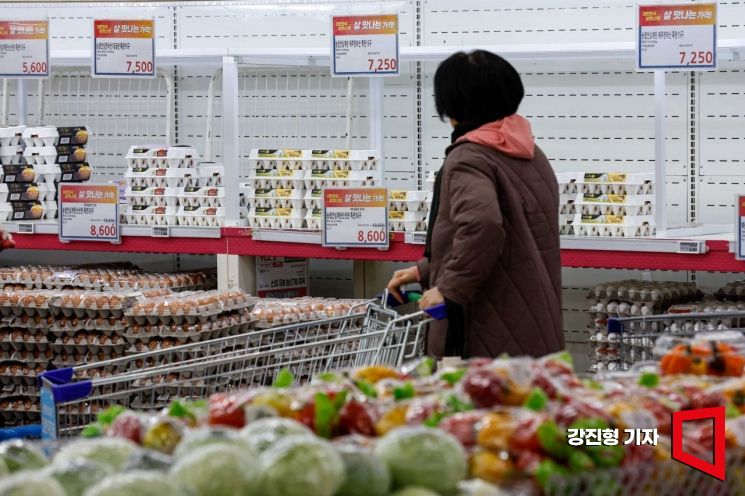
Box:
382, 290, 421, 307
0, 424, 41, 441
424, 303, 447, 320
607, 318, 624, 333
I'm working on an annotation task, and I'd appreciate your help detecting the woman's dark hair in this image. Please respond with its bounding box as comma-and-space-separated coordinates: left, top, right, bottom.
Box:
434, 50, 524, 125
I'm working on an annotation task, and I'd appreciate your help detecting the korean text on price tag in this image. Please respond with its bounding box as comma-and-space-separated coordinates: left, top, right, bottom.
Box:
736, 195, 745, 260
257, 257, 309, 298
0, 20, 49, 78
637, 3, 716, 70
331, 14, 399, 77
93, 19, 155, 77
59, 184, 120, 243
323, 187, 388, 248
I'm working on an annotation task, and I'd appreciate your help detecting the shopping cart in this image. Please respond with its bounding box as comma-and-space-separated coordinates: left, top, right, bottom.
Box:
33, 295, 443, 439
605, 310, 745, 369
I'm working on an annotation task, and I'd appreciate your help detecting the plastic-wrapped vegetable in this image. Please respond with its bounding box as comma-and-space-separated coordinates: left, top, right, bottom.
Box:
82, 471, 185, 496
173, 426, 254, 459
336, 444, 391, 496
0, 472, 65, 496
122, 449, 173, 472
389, 488, 440, 496
239, 417, 313, 453
0, 440, 47, 473
259, 437, 345, 496
142, 417, 183, 455
375, 426, 467, 493
46, 459, 112, 496
457, 479, 508, 496
0, 458, 7, 478
54, 438, 138, 472
170, 444, 260, 496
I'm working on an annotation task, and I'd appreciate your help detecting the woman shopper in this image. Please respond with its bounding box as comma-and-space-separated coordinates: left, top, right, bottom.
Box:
386, 50, 563, 359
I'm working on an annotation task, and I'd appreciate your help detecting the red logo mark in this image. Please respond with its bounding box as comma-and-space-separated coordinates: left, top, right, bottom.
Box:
671, 406, 726, 481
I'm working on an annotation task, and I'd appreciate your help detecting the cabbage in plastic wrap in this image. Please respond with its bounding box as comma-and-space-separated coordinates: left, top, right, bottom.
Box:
0, 441, 47, 473
336, 444, 391, 496
259, 437, 345, 496
375, 426, 467, 493
54, 438, 139, 472
47, 459, 113, 496
240, 417, 313, 453
82, 470, 187, 496
170, 444, 260, 496
173, 426, 254, 459
0, 472, 66, 496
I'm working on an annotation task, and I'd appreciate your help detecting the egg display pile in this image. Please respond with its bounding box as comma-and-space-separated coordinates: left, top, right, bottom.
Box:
122, 145, 225, 227
556, 172, 655, 237
241, 149, 380, 230
0, 125, 92, 222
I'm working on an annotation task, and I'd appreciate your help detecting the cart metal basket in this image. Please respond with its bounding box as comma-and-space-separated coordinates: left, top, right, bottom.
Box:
38, 299, 434, 438
601, 310, 745, 370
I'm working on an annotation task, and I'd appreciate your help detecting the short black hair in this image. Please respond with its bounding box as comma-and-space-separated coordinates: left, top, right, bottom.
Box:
434, 50, 524, 125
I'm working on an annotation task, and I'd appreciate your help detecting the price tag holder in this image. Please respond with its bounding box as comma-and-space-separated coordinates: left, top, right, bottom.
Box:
93, 19, 155, 78
323, 187, 388, 248
0, 20, 49, 78
637, 3, 717, 70
59, 183, 120, 243
736, 195, 745, 260
331, 14, 399, 77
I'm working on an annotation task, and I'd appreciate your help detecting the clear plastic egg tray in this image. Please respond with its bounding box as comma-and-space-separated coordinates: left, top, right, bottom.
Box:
0, 126, 25, 147
21, 126, 58, 147
0, 146, 24, 165
125, 167, 199, 188
179, 186, 224, 208
123, 205, 177, 226
125, 186, 179, 207
176, 206, 224, 227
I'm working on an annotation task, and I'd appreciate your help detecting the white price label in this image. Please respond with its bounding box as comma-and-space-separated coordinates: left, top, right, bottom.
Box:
93, 19, 155, 77
637, 3, 717, 70
323, 187, 388, 248
256, 257, 309, 298
59, 184, 120, 243
0, 20, 49, 78
331, 14, 399, 77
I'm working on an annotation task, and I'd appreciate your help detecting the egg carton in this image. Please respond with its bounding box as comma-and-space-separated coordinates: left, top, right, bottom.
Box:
51, 337, 128, 355
246, 196, 307, 210
125, 167, 200, 189
9, 201, 46, 221
561, 203, 653, 216
303, 177, 377, 190
0, 126, 25, 147
248, 207, 306, 229
247, 176, 306, 190
563, 224, 656, 237
197, 163, 224, 186
9, 350, 54, 365
59, 162, 92, 183
122, 205, 177, 226
389, 210, 427, 222
56, 126, 90, 146
125, 186, 179, 207
6, 183, 54, 202
176, 206, 224, 227
21, 126, 58, 147
126, 145, 199, 168
24, 145, 87, 166
573, 193, 655, 205
49, 292, 139, 318
390, 220, 426, 232
248, 149, 380, 172
178, 186, 224, 208
0, 146, 24, 166
250, 166, 305, 179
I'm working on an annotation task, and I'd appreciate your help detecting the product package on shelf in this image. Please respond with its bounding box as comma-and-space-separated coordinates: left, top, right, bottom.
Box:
0, 125, 92, 224
122, 145, 224, 227
557, 172, 655, 237
388, 190, 432, 233
243, 148, 380, 230
587, 280, 701, 372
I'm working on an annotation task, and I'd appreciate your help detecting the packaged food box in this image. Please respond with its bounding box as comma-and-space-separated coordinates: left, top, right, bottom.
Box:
57, 126, 90, 146
197, 163, 224, 187
10, 201, 45, 221
35, 164, 63, 184
308, 149, 379, 171
125, 186, 179, 207
3, 164, 37, 183
22, 147, 56, 166
126, 145, 199, 168
0, 125, 25, 147
0, 145, 24, 165
249, 177, 305, 190
59, 162, 92, 182
245, 185, 303, 199
252, 166, 305, 179
21, 126, 58, 147
303, 175, 376, 190
304, 208, 322, 230
247, 196, 304, 210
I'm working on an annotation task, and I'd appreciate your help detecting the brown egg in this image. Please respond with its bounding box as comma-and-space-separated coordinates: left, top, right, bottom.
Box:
34, 294, 47, 307
148, 340, 159, 351
20, 294, 34, 307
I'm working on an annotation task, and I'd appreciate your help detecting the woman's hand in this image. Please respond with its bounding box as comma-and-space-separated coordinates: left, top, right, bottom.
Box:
419, 287, 444, 310
386, 266, 419, 304
0, 229, 14, 250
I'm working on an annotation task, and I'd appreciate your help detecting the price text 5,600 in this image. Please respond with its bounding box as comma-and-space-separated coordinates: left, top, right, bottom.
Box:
22, 62, 47, 74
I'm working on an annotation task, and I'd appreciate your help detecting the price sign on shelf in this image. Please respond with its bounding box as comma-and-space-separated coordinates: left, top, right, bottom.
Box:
323, 187, 388, 248
256, 257, 309, 298
59, 183, 120, 243
331, 14, 399, 77
736, 195, 745, 260
93, 19, 155, 77
0, 20, 49, 78
637, 3, 717, 70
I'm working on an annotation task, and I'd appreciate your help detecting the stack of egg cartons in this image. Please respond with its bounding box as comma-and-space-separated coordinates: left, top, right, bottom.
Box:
123, 145, 225, 227
243, 149, 380, 231
0, 125, 91, 223
388, 190, 432, 233
556, 172, 655, 237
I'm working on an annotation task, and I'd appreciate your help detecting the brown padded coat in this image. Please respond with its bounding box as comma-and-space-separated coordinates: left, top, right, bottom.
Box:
417, 140, 564, 358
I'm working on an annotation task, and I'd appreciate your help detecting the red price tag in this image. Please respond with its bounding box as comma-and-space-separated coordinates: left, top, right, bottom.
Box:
93, 19, 156, 78
0, 20, 49, 78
